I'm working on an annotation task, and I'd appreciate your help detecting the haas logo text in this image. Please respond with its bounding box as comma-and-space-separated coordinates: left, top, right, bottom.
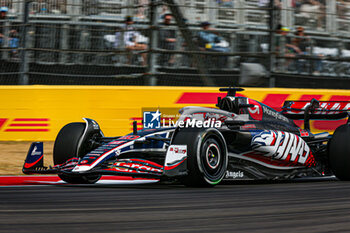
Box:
252, 130, 313, 165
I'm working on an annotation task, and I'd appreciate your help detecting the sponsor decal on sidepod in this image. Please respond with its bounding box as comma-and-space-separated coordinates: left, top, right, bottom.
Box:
252, 130, 313, 165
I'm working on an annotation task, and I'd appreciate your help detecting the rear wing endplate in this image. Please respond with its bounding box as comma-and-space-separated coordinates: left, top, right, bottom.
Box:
282, 99, 350, 130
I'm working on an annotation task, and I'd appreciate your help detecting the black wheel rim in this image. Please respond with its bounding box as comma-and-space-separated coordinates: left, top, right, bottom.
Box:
205, 143, 221, 170
201, 137, 225, 180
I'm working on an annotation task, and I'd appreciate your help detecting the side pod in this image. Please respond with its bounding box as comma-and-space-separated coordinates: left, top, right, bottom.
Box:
23, 142, 44, 174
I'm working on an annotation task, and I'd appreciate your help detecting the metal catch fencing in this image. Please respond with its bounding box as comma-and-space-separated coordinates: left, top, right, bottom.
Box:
0, 0, 350, 86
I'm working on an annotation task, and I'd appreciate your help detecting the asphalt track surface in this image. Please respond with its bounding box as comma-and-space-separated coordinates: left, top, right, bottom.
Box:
1, 178, 350, 233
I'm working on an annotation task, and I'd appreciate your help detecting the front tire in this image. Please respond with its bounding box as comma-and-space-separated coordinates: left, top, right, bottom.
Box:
54, 122, 101, 184
172, 127, 228, 187
328, 124, 350, 180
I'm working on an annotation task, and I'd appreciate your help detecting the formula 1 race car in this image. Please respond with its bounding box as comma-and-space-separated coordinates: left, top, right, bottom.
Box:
23, 87, 350, 186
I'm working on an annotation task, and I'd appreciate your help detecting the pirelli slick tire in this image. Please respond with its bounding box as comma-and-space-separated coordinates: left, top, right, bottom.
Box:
53, 122, 101, 184
172, 127, 228, 187
328, 124, 350, 181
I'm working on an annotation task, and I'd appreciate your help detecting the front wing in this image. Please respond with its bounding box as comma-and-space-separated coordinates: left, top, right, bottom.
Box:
23, 142, 188, 179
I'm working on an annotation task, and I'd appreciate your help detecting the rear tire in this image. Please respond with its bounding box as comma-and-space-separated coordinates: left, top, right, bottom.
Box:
328, 124, 350, 180
172, 127, 228, 187
54, 122, 101, 184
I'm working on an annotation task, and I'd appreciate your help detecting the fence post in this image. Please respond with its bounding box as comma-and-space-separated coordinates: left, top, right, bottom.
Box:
1, 21, 9, 60
27, 25, 34, 63
228, 31, 236, 69
326, 0, 337, 34
209, 0, 217, 26
59, 24, 69, 64
147, 0, 158, 86
282, 0, 293, 28
309, 38, 315, 75
268, 0, 276, 87
236, 0, 244, 27
174, 29, 181, 68
19, 0, 31, 85
67, 0, 82, 16
78, 27, 90, 64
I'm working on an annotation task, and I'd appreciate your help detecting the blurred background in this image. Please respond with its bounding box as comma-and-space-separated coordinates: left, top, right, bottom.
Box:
1, 0, 350, 88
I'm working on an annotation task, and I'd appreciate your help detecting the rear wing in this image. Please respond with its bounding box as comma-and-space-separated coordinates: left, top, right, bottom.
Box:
282, 99, 350, 130
282, 99, 350, 119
